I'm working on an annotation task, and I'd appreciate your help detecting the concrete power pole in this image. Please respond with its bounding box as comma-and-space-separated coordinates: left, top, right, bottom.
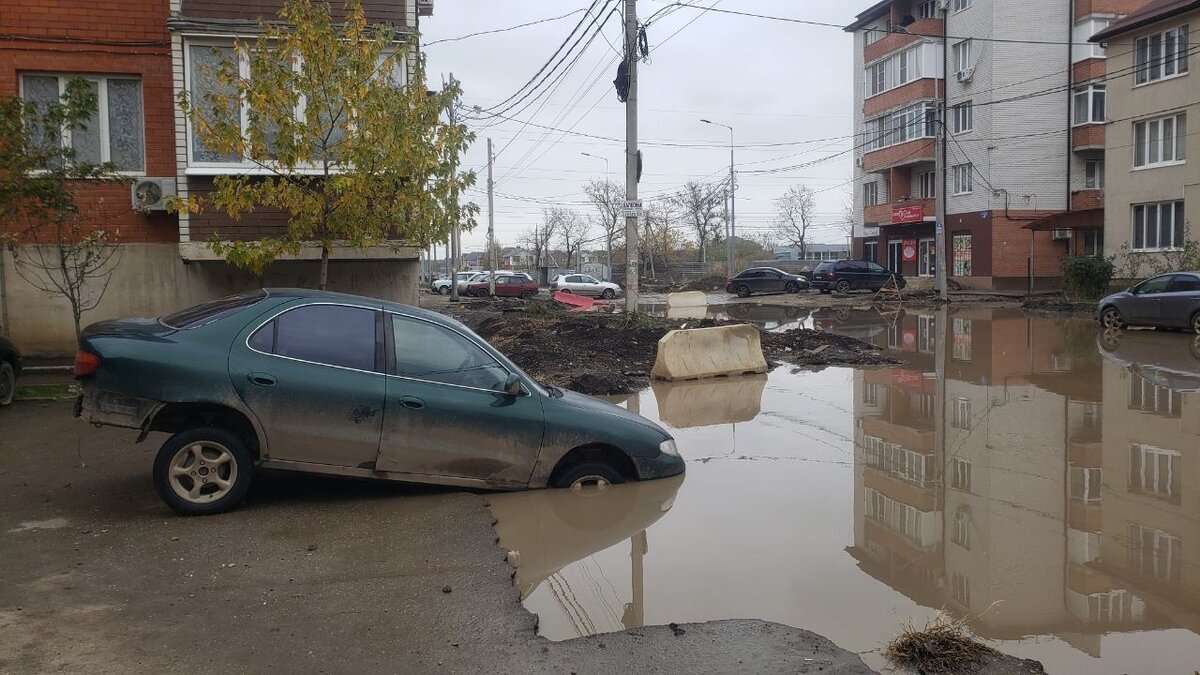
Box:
487, 137, 496, 297
623, 0, 639, 312
448, 73, 461, 303
935, 6, 949, 300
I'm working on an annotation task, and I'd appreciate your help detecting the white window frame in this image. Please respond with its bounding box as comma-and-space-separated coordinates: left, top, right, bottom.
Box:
919, 171, 936, 198
1073, 17, 1116, 62
952, 509, 971, 549
1085, 159, 1104, 189
1134, 24, 1190, 86
864, 45, 923, 98
1129, 443, 1180, 500
917, 0, 938, 19
951, 458, 972, 492
953, 397, 972, 429
1070, 466, 1103, 503
953, 40, 973, 75
953, 163, 973, 195
863, 181, 880, 207
1072, 84, 1106, 126
865, 28, 885, 45
952, 0, 973, 13
18, 72, 146, 175
1133, 113, 1187, 168
952, 101, 973, 134
863, 100, 937, 152
1131, 201, 1186, 252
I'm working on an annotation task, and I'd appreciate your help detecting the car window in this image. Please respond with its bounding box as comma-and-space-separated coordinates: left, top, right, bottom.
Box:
272, 305, 378, 371
1168, 275, 1200, 292
162, 290, 267, 329
392, 315, 509, 391
814, 263, 833, 273
566, 275, 583, 283
1135, 276, 1172, 295
740, 271, 763, 279
581, 276, 599, 284
838, 261, 863, 272
867, 262, 887, 273
494, 277, 509, 285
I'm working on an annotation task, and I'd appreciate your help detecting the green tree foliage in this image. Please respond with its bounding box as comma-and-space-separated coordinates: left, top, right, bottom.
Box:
1061, 255, 1115, 301
0, 79, 128, 338
175, 0, 477, 289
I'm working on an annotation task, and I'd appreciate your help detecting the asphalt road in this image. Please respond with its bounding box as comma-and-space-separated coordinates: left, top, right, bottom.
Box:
0, 400, 876, 674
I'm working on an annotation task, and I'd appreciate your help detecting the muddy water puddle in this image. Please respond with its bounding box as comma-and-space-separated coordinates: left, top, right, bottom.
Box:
489, 307, 1200, 674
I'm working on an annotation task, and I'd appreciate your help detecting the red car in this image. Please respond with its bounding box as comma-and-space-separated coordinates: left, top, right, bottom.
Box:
466, 275, 539, 299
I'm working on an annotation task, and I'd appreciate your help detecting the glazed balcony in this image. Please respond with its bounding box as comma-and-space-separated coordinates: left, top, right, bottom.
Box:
864, 79, 940, 118
864, 18, 944, 63
864, 138, 936, 172
862, 416, 935, 453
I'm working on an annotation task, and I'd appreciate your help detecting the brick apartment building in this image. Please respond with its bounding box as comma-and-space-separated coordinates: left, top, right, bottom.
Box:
845, 0, 1150, 291
0, 0, 432, 355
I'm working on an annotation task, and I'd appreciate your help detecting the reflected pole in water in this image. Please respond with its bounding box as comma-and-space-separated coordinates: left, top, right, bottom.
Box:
622, 530, 648, 630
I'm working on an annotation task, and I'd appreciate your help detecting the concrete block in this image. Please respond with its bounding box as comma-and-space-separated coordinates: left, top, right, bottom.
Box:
652, 374, 768, 428
665, 291, 707, 308
651, 324, 768, 382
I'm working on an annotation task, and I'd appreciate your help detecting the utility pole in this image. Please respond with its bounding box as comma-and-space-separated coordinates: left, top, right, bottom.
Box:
623, 0, 639, 312
448, 73, 461, 303
723, 188, 731, 273
487, 137, 497, 297
935, 6, 949, 300
702, 119, 735, 274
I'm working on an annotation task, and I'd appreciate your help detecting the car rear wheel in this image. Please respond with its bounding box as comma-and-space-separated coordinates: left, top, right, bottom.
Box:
153, 427, 253, 516
785, 282, 799, 293
0, 361, 14, 406
551, 460, 625, 491
601, 288, 615, 299
1100, 306, 1124, 330
835, 279, 851, 294
520, 290, 536, 300
735, 285, 751, 298
438, 286, 450, 295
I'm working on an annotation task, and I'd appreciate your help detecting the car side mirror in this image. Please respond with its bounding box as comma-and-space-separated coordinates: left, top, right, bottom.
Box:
503, 373, 524, 396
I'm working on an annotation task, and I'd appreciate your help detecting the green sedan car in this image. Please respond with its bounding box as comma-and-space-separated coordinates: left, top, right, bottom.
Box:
74, 289, 683, 515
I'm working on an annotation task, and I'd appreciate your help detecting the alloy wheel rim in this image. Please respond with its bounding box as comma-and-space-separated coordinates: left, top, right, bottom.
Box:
168, 442, 237, 504
1103, 310, 1121, 328
569, 475, 611, 493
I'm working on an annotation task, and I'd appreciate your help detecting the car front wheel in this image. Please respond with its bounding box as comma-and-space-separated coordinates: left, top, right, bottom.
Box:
1100, 306, 1124, 330
735, 285, 751, 298
1191, 311, 1200, 335
551, 460, 625, 491
601, 288, 615, 299
0, 360, 14, 406
153, 427, 254, 516
785, 282, 799, 293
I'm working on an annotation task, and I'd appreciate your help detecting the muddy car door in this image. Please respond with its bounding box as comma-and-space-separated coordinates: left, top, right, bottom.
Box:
376, 313, 545, 486
230, 302, 386, 468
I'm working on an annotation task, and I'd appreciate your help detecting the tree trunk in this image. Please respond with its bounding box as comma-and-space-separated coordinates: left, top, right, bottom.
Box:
71, 303, 82, 344
319, 244, 330, 291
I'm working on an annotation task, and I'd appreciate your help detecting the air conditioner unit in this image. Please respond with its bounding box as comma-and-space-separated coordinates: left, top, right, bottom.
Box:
856, 155, 864, 167
956, 66, 975, 83
131, 178, 176, 212
1051, 228, 1072, 240
936, 0, 951, 9
416, 0, 434, 16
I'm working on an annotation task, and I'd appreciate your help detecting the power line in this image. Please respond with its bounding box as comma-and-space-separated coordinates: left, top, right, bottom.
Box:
424, 8, 589, 47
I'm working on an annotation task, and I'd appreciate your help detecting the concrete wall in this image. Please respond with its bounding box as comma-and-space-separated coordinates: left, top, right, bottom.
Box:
2, 244, 419, 356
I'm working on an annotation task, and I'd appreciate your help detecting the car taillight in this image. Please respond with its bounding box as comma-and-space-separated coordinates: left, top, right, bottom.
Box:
725, 278, 733, 285
74, 351, 100, 377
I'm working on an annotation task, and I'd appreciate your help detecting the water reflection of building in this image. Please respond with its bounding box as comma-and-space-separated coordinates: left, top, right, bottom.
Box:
847, 307, 1200, 656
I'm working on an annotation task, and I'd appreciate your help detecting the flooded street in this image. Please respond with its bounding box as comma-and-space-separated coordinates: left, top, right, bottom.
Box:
489, 307, 1200, 674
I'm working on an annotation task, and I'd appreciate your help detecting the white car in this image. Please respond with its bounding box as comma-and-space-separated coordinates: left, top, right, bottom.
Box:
431, 272, 477, 295
550, 274, 621, 299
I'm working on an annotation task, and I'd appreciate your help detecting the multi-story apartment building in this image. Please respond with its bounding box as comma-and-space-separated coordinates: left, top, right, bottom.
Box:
1091, 0, 1197, 271
0, 0, 431, 354
845, 0, 1149, 291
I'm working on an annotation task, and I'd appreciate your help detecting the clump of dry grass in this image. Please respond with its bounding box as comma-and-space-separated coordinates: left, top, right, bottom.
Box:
885, 612, 998, 674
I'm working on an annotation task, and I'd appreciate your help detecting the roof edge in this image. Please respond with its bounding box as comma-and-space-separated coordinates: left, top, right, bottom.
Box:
845, 0, 893, 32
1090, 0, 1200, 42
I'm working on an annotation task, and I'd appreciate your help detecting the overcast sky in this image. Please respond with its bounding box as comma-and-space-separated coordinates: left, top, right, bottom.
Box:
420, 0, 877, 253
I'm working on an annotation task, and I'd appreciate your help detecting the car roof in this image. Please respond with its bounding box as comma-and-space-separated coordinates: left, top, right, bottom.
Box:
262, 288, 463, 327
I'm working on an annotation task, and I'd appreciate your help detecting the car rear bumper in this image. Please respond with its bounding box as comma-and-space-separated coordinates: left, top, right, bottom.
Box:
633, 452, 686, 481
810, 280, 832, 290
75, 383, 160, 430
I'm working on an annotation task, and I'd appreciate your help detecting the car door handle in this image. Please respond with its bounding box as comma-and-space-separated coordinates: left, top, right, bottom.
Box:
248, 372, 277, 387
399, 396, 425, 410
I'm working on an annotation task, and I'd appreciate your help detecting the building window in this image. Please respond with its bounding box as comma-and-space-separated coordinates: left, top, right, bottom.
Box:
19, 74, 145, 172
918, 239, 936, 277
952, 509, 972, 550
951, 573, 971, 608
1073, 18, 1115, 62
863, 182, 880, 207
1081, 229, 1104, 255
917, 0, 938, 19
953, 40, 973, 76
865, 29, 885, 45
864, 240, 878, 263
863, 101, 937, 151
1128, 523, 1182, 583
864, 45, 924, 97
952, 233, 973, 276
1132, 201, 1186, 251
951, 458, 972, 492
1134, 113, 1187, 167
863, 383, 882, 406
1128, 370, 1183, 414
867, 61, 887, 96
1085, 160, 1104, 189
1135, 25, 1190, 85
918, 314, 936, 351
952, 0, 973, 13
888, 238, 903, 271
1072, 84, 1106, 125
1070, 466, 1103, 503
953, 164, 973, 194
1130, 444, 1181, 501
952, 317, 972, 360
952, 397, 972, 429
953, 101, 973, 133
919, 171, 936, 198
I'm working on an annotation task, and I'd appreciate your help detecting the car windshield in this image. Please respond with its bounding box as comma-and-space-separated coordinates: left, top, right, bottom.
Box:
161, 290, 267, 329
815, 263, 833, 272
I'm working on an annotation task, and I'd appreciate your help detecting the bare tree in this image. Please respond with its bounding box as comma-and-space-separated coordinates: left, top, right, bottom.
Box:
670, 181, 724, 263
639, 199, 677, 279
519, 208, 560, 273
774, 185, 817, 259
556, 209, 590, 271
583, 179, 623, 280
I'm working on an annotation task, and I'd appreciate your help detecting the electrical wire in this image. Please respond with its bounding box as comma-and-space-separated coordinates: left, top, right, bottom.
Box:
423, 8, 589, 47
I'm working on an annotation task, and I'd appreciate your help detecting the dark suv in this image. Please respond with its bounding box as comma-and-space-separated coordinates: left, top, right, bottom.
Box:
725, 267, 810, 298
811, 260, 905, 294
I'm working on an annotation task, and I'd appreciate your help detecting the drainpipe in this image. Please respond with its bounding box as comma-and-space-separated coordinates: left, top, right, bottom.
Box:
1066, 0, 1075, 220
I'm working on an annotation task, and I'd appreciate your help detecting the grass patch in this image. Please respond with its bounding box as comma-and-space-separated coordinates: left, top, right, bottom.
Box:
885, 613, 998, 674
15, 383, 79, 401
605, 311, 666, 331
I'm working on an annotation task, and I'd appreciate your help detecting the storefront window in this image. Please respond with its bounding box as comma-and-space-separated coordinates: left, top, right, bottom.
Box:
952, 233, 973, 276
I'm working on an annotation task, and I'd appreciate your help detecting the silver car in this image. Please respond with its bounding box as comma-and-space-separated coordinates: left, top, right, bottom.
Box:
549, 274, 621, 299
1097, 272, 1200, 333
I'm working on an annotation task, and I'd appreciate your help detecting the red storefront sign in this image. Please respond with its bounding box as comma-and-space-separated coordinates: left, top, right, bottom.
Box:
890, 369, 924, 387
902, 239, 918, 262
892, 204, 924, 224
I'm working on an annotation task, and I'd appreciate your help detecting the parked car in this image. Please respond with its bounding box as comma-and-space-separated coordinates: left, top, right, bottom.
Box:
1097, 272, 1200, 334
724, 267, 809, 298
73, 289, 683, 515
466, 275, 539, 299
549, 274, 621, 299
456, 271, 531, 295
0, 336, 21, 406
1098, 328, 1200, 391
810, 260, 905, 294
431, 272, 477, 295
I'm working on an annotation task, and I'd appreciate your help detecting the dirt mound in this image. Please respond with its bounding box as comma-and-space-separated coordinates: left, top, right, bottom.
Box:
675, 275, 728, 293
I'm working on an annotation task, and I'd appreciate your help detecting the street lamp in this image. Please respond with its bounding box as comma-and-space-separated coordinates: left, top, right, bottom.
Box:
701, 119, 735, 275
581, 152, 613, 280
580, 151, 610, 179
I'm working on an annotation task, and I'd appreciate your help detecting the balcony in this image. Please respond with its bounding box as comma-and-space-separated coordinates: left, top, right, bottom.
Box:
862, 416, 935, 453
864, 138, 936, 172
865, 197, 936, 226
1072, 190, 1103, 211
1073, 124, 1105, 151
864, 79, 940, 118
864, 18, 944, 63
